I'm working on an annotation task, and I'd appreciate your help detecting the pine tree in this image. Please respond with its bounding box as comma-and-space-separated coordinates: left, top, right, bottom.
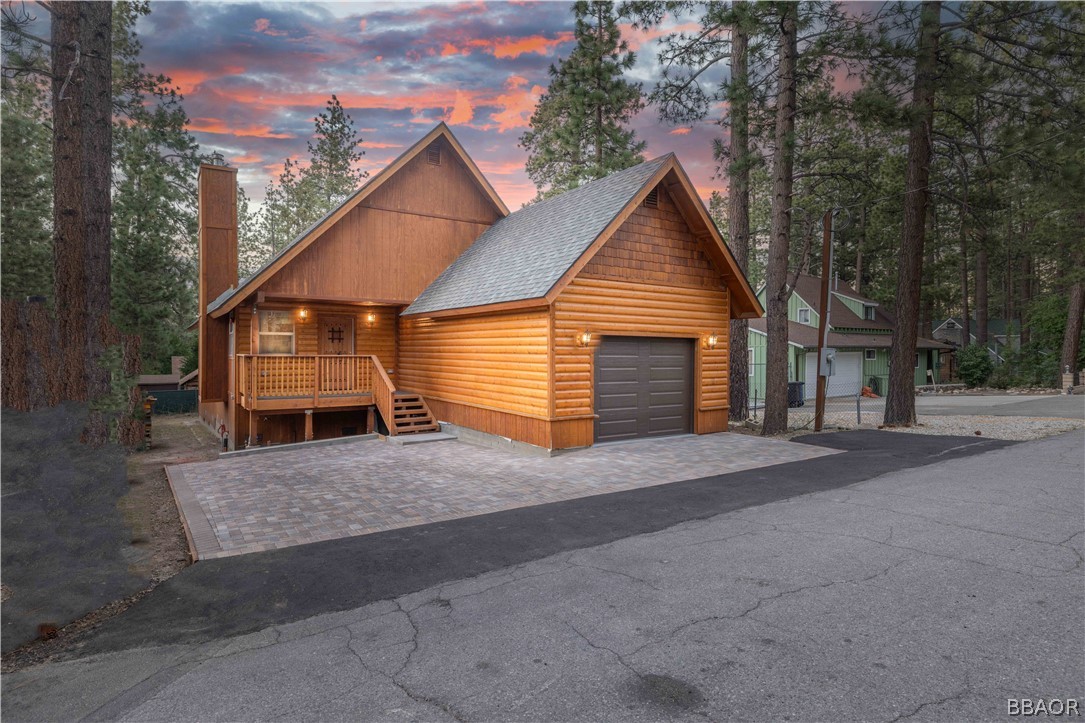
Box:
110, 0, 201, 374
260, 95, 367, 253
307, 95, 367, 208
0, 72, 52, 300
237, 184, 270, 278
520, 1, 645, 200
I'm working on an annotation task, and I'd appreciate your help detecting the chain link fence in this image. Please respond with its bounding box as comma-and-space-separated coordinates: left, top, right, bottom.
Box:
750, 374, 886, 431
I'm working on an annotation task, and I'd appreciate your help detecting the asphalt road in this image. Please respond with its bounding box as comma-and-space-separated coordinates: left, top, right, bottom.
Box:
4, 429, 1081, 721
915, 393, 1084, 419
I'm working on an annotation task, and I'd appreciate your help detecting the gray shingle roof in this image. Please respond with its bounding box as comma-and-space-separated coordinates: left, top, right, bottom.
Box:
403, 156, 670, 316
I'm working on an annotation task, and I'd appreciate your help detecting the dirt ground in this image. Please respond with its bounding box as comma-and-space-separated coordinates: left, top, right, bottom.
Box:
1, 413, 219, 673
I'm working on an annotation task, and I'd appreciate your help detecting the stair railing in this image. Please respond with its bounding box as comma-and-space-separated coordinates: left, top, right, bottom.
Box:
370, 356, 398, 435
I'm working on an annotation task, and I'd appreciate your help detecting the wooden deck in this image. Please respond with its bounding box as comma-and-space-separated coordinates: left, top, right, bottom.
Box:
237, 354, 385, 412
236, 354, 439, 435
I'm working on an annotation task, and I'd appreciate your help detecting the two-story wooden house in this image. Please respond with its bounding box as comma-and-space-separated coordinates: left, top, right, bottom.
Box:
197, 124, 762, 451
747, 274, 951, 403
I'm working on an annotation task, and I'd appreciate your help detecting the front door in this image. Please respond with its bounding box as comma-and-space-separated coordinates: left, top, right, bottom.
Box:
319, 315, 354, 355
319, 315, 355, 395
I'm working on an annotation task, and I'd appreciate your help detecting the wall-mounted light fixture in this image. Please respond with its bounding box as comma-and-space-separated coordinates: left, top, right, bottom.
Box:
704, 332, 719, 350
576, 330, 593, 347
297, 308, 309, 322
365, 311, 377, 327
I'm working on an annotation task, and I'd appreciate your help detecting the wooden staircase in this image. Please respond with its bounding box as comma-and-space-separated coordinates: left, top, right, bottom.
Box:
390, 391, 439, 435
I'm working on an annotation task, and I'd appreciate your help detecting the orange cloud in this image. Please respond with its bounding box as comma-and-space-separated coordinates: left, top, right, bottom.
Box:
489, 76, 544, 133
619, 21, 701, 52
476, 160, 523, 175
490, 32, 574, 58
253, 18, 287, 37
440, 43, 460, 56
231, 153, 262, 164
669, 127, 692, 135
358, 141, 403, 149
189, 117, 294, 139
167, 69, 210, 93
446, 89, 474, 125
358, 18, 367, 32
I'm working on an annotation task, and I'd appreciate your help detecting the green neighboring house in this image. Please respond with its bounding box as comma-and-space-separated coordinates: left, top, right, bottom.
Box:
747, 274, 952, 405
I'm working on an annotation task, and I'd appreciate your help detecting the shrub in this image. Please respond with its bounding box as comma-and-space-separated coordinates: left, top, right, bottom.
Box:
958, 344, 994, 387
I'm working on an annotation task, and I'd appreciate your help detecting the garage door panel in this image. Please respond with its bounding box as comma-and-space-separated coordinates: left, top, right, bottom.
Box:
595, 337, 693, 443
804, 351, 862, 398
648, 366, 687, 382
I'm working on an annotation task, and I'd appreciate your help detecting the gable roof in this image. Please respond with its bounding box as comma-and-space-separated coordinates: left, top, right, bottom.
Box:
404, 155, 763, 319
748, 317, 951, 351
934, 317, 1012, 337
207, 123, 507, 318
787, 273, 894, 331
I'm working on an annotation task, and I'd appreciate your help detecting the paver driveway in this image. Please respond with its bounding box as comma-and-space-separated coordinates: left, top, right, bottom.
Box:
168, 433, 839, 559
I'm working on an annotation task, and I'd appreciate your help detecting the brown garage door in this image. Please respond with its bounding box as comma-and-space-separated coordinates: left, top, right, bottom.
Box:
594, 337, 693, 443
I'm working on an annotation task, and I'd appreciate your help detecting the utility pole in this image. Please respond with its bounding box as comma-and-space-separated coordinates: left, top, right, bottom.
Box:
814, 211, 835, 432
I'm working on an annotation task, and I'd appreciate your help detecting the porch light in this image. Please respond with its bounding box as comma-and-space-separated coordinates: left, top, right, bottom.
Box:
297, 308, 309, 322
577, 331, 593, 347
705, 332, 719, 350
366, 311, 377, 327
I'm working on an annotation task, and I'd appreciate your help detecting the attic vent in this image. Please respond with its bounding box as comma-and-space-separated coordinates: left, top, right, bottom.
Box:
426, 143, 441, 166
644, 186, 659, 208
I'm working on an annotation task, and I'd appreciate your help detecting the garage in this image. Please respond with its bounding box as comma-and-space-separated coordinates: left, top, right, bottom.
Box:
804, 350, 863, 398
594, 337, 693, 443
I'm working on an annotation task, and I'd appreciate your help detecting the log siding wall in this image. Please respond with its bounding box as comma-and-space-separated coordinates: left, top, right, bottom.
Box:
551, 190, 732, 441
398, 309, 550, 419
552, 277, 730, 419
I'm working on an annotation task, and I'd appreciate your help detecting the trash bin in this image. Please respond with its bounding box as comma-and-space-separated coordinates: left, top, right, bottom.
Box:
787, 381, 805, 408
869, 376, 880, 396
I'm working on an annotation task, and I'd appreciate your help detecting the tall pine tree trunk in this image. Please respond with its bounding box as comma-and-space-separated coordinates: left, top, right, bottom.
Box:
1061, 233, 1084, 381
854, 206, 866, 295
884, 1, 939, 426
727, 9, 751, 423
1062, 281, 1084, 382
919, 206, 936, 341
958, 200, 971, 349
50, 2, 113, 440
975, 245, 989, 347
1019, 249, 1032, 346
761, 4, 797, 436
81, 2, 114, 444
52, 3, 88, 402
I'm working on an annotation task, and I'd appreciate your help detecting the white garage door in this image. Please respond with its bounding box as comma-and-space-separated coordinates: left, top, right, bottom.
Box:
804, 351, 863, 399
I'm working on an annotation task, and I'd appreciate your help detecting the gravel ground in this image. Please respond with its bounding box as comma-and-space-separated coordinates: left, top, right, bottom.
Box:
879, 414, 1084, 441
740, 409, 1084, 442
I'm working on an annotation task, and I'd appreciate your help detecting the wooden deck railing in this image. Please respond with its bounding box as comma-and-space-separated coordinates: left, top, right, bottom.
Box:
370, 355, 397, 436
236, 354, 391, 411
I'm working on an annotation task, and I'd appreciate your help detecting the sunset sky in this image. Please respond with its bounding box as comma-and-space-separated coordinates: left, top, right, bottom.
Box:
134, 1, 729, 209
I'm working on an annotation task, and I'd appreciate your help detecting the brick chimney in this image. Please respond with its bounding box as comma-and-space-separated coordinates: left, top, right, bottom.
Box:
197, 163, 238, 403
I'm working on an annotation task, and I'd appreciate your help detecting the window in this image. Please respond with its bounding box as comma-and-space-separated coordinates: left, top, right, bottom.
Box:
644, 187, 659, 208
865, 349, 876, 361
426, 142, 441, 165
915, 353, 920, 369
798, 307, 811, 324
228, 319, 235, 357
863, 304, 876, 321
945, 320, 957, 329
258, 311, 295, 354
